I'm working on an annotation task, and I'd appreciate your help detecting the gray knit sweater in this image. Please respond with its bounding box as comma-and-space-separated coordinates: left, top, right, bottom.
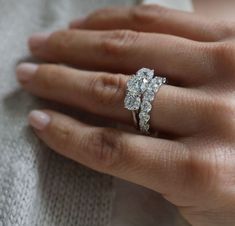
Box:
0, 0, 133, 225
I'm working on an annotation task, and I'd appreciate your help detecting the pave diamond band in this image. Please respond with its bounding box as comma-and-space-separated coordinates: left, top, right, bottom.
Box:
124, 68, 166, 135
139, 76, 166, 134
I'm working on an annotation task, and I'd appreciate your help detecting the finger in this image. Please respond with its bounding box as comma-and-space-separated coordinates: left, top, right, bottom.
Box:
70, 5, 235, 42
17, 63, 216, 136
28, 29, 215, 85
28, 109, 189, 197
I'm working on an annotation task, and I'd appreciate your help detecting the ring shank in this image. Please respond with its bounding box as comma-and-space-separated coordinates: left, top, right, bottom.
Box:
132, 110, 139, 129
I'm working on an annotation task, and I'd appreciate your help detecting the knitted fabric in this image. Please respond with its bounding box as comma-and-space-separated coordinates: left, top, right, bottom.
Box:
0, 0, 133, 225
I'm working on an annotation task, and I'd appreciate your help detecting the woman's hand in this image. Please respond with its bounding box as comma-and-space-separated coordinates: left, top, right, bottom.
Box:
16, 4, 235, 226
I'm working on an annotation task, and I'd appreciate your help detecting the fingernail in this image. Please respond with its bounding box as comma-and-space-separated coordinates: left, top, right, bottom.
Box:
16, 63, 38, 82
28, 110, 51, 130
28, 32, 50, 50
69, 17, 86, 28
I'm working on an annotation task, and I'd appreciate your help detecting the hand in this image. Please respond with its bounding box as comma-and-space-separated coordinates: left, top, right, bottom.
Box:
16, 4, 235, 226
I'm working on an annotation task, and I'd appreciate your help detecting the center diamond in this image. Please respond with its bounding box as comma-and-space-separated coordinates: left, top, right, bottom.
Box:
137, 68, 154, 81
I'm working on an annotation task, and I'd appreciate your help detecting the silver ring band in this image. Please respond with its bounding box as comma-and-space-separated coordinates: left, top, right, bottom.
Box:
131, 110, 139, 129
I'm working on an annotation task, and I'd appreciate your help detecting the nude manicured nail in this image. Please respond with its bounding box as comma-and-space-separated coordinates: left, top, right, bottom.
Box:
28, 32, 50, 50
16, 63, 38, 82
28, 110, 51, 130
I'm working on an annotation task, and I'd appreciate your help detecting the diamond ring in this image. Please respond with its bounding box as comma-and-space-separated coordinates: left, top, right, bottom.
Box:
124, 68, 166, 135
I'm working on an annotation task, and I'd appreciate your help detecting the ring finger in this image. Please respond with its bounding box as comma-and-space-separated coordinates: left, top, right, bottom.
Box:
17, 63, 216, 136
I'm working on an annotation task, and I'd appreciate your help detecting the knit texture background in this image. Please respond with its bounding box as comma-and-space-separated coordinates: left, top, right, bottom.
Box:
0, 0, 133, 225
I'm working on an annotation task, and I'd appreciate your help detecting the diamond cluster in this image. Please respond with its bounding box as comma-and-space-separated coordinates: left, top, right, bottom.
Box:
124, 68, 166, 134
124, 68, 154, 111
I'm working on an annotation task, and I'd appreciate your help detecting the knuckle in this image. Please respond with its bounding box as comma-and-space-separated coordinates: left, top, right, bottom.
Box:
191, 93, 235, 136
87, 7, 117, 21
89, 73, 127, 107
100, 30, 140, 58
214, 20, 235, 39
85, 128, 125, 171
211, 42, 235, 60
209, 42, 235, 77
182, 152, 219, 193
214, 98, 235, 116
206, 96, 235, 131
130, 4, 167, 24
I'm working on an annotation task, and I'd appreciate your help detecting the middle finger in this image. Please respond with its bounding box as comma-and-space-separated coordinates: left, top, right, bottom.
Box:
29, 30, 214, 85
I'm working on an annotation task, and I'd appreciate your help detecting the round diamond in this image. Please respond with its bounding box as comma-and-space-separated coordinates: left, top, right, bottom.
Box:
137, 68, 154, 81
155, 77, 163, 85
127, 76, 141, 94
140, 122, 150, 133
143, 90, 155, 102
148, 78, 160, 92
124, 92, 141, 110
139, 112, 150, 123
141, 101, 152, 113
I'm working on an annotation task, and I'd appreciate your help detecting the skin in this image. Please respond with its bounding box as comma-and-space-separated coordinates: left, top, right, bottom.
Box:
16, 4, 235, 226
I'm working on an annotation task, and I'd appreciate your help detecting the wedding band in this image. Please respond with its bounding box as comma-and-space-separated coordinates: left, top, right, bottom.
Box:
124, 68, 166, 135
139, 76, 166, 134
